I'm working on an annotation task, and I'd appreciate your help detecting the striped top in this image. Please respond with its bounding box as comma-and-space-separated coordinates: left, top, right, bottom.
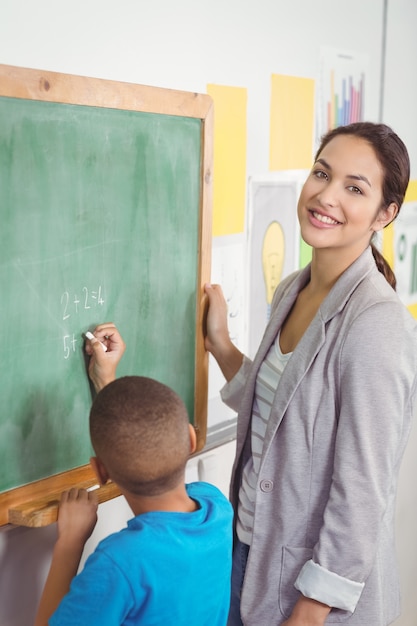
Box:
236, 333, 292, 546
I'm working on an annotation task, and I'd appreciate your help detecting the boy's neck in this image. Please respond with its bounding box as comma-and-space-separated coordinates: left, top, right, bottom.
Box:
123, 483, 199, 517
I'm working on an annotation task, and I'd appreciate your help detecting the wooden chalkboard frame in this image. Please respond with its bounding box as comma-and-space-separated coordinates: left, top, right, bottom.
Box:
0, 64, 213, 527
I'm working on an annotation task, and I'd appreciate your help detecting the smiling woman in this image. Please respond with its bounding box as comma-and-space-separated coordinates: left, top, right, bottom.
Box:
304, 122, 410, 290
202, 122, 417, 626
297, 133, 395, 279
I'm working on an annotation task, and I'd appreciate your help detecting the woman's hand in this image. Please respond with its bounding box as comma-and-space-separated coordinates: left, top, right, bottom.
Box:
282, 596, 331, 626
204, 283, 243, 382
204, 283, 230, 355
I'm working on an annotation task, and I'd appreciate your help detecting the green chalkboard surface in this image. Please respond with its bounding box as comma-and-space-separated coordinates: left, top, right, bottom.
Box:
0, 65, 212, 521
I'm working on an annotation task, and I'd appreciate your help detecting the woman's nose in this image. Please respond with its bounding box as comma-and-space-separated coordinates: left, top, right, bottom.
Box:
316, 181, 339, 207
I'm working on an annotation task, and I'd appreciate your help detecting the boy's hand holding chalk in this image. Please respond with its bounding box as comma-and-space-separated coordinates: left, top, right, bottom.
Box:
85, 331, 108, 352
85, 323, 126, 392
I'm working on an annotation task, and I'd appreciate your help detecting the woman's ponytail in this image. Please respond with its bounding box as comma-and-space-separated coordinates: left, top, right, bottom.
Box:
371, 243, 396, 290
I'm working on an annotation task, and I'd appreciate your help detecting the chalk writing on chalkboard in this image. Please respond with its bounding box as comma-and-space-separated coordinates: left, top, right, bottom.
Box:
60, 286, 105, 359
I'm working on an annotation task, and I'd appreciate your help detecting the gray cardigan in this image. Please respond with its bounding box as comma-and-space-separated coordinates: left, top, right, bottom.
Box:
223, 247, 417, 625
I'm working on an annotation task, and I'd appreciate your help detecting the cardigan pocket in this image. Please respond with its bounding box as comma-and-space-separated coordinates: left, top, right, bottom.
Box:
279, 546, 351, 623
279, 545, 313, 619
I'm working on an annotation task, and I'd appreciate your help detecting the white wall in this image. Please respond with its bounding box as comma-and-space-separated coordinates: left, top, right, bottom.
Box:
383, 0, 417, 173
383, 2, 417, 623
1, 1, 417, 625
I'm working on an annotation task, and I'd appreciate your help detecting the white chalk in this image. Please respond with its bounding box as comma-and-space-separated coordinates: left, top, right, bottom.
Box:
86, 484, 100, 492
85, 331, 108, 352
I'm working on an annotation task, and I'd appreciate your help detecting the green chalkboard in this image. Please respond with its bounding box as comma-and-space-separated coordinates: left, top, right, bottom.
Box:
0, 65, 213, 509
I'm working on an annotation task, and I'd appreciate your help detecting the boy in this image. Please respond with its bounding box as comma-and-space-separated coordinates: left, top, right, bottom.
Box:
34, 375, 233, 625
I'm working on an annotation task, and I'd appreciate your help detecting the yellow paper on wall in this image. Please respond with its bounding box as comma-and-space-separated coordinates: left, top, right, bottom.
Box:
382, 179, 417, 318
405, 180, 417, 203
383, 180, 417, 264
207, 84, 247, 236
270, 74, 315, 170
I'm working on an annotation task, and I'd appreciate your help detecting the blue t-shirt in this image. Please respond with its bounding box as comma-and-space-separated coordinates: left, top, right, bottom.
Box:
50, 482, 233, 625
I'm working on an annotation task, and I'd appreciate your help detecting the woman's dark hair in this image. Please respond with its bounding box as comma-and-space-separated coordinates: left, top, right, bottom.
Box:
316, 122, 410, 289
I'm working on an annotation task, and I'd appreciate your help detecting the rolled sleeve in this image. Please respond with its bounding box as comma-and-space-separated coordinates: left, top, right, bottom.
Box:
295, 559, 364, 612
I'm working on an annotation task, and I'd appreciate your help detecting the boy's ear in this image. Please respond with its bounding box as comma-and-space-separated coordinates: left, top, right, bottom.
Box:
90, 456, 110, 485
189, 424, 197, 455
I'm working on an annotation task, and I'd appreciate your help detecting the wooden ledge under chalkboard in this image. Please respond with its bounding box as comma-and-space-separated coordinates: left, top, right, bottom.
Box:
1, 465, 121, 528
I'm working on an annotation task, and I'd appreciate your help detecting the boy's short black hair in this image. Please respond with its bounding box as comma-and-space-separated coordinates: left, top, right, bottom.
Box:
90, 376, 191, 495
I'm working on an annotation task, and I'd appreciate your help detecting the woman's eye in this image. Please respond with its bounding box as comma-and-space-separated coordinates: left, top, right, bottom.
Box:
347, 185, 362, 194
313, 169, 328, 180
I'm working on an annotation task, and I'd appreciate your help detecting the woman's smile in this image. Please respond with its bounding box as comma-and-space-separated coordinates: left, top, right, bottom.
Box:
308, 209, 342, 227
